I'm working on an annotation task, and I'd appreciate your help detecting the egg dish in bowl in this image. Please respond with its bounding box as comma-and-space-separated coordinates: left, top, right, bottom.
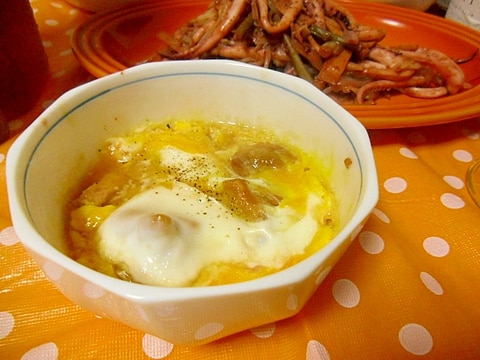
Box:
7, 60, 378, 345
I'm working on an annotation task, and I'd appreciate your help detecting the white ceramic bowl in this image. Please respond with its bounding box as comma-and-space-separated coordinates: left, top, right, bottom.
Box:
7, 60, 378, 345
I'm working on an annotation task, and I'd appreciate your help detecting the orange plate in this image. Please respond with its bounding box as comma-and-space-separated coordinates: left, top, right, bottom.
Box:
71, 0, 480, 129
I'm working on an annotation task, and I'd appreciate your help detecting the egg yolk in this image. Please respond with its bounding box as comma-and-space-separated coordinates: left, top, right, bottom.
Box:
66, 119, 338, 287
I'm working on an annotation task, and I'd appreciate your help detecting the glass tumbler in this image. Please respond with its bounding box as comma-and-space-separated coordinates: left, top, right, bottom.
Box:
0, 0, 50, 142
466, 158, 480, 208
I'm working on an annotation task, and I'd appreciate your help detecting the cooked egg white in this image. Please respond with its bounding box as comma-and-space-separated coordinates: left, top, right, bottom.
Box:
66, 119, 338, 287
98, 181, 321, 287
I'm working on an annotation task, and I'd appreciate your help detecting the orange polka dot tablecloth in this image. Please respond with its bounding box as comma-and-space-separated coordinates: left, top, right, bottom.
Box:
1, 1, 480, 359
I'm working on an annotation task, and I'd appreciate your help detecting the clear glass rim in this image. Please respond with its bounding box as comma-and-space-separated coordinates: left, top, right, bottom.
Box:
466, 158, 480, 208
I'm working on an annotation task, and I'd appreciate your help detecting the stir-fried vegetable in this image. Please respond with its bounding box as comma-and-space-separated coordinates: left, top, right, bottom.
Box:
157, 0, 471, 104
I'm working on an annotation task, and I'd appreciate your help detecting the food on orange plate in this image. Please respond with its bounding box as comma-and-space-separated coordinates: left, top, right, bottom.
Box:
66, 120, 338, 287
157, 0, 471, 104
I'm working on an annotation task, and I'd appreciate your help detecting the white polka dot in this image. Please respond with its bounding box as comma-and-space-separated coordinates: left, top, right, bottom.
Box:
60, 49, 73, 57
0, 153, 5, 164
332, 279, 360, 308
306, 340, 331, 360
52, 69, 67, 78
399, 147, 418, 159
286, 294, 298, 311
440, 193, 465, 209
0, 226, 19, 246
358, 231, 384, 254
65, 28, 76, 36
83, 283, 105, 299
372, 208, 390, 223
384, 177, 407, 194
315, 265, 332, 285
443, 175, 464, 189
21, 342, 59, 360
136, 304, 150, 323
194, 322, 224, 340
420, 272, 443, 295
50, 1, 64, 9
423, 236, 450, 257
399, 323, 433, 355
154, 304, 178, 317
43, 40, 53, 48
8, 119, 23, 132
0, 312, 14, 339
461, 127, 479, 140
453, 149, 473, 162
43, 261, 64, 281
250, 323, 275, 338
142, 334, 174, 359
45, 19, 60, 27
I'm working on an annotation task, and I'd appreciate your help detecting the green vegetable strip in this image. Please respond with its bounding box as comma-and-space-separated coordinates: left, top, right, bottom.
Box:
283, 34, 313, 83
234, 13, 254, 40
308, 24, 347, 46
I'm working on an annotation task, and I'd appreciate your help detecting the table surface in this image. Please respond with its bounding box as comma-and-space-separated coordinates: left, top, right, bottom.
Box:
1, 1, 479, 359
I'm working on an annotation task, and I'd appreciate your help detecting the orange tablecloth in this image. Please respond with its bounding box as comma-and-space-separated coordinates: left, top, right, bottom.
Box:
1, 1, 480, 358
